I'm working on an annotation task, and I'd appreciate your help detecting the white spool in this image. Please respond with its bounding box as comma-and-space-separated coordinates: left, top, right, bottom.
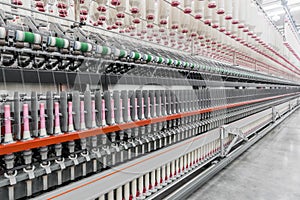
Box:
217, 0, 224, 14
170, 7, 180, 29
180, 12, 190, 33
131, 179, 137, 198
0, 27, 6, 39
156, 167, 162, 189
117, 187, 123, 200
203, 0, 212, 24
158, 0, 169, 26
183, 0, 192, 14
211, 7, 219, 28
108, 190, 114, 200
144, 173, 151, 196
116, 0, 126, 19
232, 0, 239, 24
146, 0, 155, 21
150, 170, 157, 192
124, 182, 130, 200
224, 0, 232, 20
161, 165, 167, 186
138, 176, 145, 199
194, 0, 204, 19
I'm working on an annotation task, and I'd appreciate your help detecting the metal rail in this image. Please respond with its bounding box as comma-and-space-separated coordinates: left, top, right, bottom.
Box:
161, 104, 299, 200
32, 97, 299, 200
0, 92, 298, 156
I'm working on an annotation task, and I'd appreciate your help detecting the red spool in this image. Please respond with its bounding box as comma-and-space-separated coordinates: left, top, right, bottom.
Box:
208, 1, 217, 8
184, 8, 192, 14
97, 6, 106, 12
160, 20, 167, 25
195, 14, 202, 20
132, 18, 140, 24
116, 13, 125, 18
111, 0, 120, 6
217, 9, 225, 15
171, 1, 180, 7
57, 3, 66, 9
98, 16, 106, 21
130, 7, 139, 14
146, 14, 154, 21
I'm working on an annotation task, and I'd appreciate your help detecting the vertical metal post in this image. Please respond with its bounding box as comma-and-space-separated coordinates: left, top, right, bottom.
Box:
220, 126, 226, 157
272, 106, 276, 123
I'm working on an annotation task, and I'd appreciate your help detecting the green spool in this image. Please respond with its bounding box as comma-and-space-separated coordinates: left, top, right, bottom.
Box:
131, 52, 141, 60
157, 57, 163, 64
177, 61, 181, 66
101, 46, 109, 55
119, 50, 126, 58
55, 37, 65, 48
145, 54, 153, 62
80, 42, 89, 52
166, 58, 173, 65
24, 32, 35, 43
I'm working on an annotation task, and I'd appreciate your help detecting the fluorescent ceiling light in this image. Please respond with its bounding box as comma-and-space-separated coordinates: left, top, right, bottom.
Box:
272, 15, 281, 21
264, 4, 282, 10
287, 0, 300, 5
268, 9, 285, 16
290, 6, 300, 12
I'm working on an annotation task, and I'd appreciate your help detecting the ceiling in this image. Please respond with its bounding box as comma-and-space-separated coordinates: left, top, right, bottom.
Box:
260, 0, 300, 35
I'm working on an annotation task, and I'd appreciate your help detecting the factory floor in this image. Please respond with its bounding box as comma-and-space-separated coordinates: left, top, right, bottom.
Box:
187, 109, 300, 200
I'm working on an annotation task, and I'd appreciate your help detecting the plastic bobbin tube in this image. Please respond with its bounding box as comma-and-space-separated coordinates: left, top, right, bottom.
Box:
144, 173, 151, 196
150, 170, 157, 192
124, 182, 130, 200
161, 164, 167, 186
4, 105, 14, 143
108, 190, 114, 200
22, 104, 32, 140
68, 102, 75, 132
101, 99, 106, 126
91, 100, 97, 128
39, 103, 47, 137
138, 176, 145, 199
54, 102, 62, 135
156, 167, 162, 189
80, 101, 86, 130
119, 99, 123, 123
116, 186, 122, 200
111, 98, 116, 124
176, 158, 181, 177
166, 162, 171, 183
131, 178, 137, 198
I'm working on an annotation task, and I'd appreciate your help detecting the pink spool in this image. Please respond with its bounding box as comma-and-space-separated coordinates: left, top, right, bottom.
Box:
23, 104, 30, 132
102, 99, 106, 123
40, 103, 46, 130
128, 99, 131, 118
134, 98, 137, 120
80, 101, 85, 127
119, 99, 123, 121
91, 100, 96, 126
54, 102, 61, 129
142, 98, 144, 117
111, 99, 115, 120
148, 97, 150, 116
154, 97, 156, 116
4, 105, 12, 135
159, 96, 162, 114
68, 102, 73, 128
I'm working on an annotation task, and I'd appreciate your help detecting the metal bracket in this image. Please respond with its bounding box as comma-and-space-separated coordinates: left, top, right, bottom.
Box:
4, 170, 17, 185
272, 106, 281, 122
220, 125, 248, 157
